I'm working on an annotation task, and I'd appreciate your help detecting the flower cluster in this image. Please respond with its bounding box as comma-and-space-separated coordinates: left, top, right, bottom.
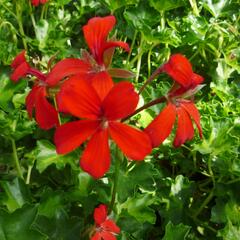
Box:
10, 15, 204, 239
10, 16, 203, 178
31, 0, 48, 7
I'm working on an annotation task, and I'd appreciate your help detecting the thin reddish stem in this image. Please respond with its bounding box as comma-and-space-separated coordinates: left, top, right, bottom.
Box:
122, 96, 166, 122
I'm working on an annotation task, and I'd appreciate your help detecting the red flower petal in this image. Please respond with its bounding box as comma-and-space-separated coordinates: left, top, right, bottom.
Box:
54, 120, 100, 154
102, 82, 139, 121
98, 231, 117, 240
104, 41, 130, 54
35, 87, 59, 130
163, 54, 193, 89
102, 220, 120, 234
91, 232, 102, 240
91, 71, 114, 101
94, 204, 108, 225
80, 128, 110, 178
11, 50, 26, 68
145, 103, 176, 147
173, 105, 195, 147
109, 122, 152, 160
83, 16, 116, 64
191, 73, 204, 86
46, 58, 91, 86
181, 101, 202, 138
10, 62, 30, 82
58, 76, 101, 119
26, 85, 41, 118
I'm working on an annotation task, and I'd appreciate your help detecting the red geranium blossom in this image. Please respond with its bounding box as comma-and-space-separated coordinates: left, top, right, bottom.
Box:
145, 54, 204, 147
31, 0, 48, 7
91, 204, 120, 240
10, 51, 90, 129
54, 16, 131, 103
54, 77, 152, 178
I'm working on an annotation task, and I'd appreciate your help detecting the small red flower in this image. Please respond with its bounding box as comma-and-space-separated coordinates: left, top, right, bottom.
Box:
145, 54, 203, 147
54, 78, 152, 178
83, 15, 129, 66
31, 0, 48, 7
91, 204, 120, 240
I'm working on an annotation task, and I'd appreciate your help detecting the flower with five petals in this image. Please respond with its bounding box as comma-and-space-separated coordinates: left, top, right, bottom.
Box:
91, 204, 120, 240
54, 77, 152, 178
145, 54, 204, 147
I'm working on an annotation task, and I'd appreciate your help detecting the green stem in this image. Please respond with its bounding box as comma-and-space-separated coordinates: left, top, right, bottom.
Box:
26, 165, 33, 184
109, 148, 122, 214
1, 3, 18, 19
135, 34, 144, 83
11, 138, 23, 179
15, 2, 28, 49
126, 31, 137, 65
189, 0, 199, 16
53, 94, 62, 125
138, 66, 163, 95
193, 190, 214, 218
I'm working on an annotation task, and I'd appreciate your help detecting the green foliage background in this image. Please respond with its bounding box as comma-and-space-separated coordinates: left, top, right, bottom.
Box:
0, 0, 239, 239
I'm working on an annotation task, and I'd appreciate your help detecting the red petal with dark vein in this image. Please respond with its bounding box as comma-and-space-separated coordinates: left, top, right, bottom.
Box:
10, 62, 30, 82
102, 81, 139, 121
181, 101, 202, 138
163, 54, 193, 89
102, 220, 120, 234
26, 85, 41, 118
91, 71, 114, 101
54, 120, 100, 154
83, 16, 116, 64
145, 103, 177, 147
11, 50, 26, 68
35, 87, 59, 130
57, 76, 102, 119
46, 58, 91, 86
173, 106, 194, 147
80, 128, 110, 179
109, 122, 152, 160
94, 204, 107, 225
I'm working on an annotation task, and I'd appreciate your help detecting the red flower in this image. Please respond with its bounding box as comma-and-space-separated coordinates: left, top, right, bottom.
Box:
31, 0, 48, 7
91, 204, 120, 240
83, 16, 129, 66
54, 77, 152, 178
162, 54, 204, 97
145, 54, 203, 147
56, 16, 131, 101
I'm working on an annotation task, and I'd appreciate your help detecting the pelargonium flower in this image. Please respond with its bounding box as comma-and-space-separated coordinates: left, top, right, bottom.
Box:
54, 77, 152, 178
31, 0, 48, 7
53, 16, 131, 101
91, 204, 120, 240
145, 54, 203, 147
10, 51, 90, 129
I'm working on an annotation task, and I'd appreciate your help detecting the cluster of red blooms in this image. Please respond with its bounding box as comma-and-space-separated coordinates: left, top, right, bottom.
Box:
31, 0, 48, 7
10, 15, 204, 239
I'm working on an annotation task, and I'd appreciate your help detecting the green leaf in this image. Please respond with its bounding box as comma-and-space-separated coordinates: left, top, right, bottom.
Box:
162, 222, 191, 240
149, 0, 185, 12
117, 161, 159, 202
36, 140, 77, 173
121, 193, 156, 224
217, 220, 240, 240
0, 72, 27, 111
0, 178, 31, 212
102, 0, 139, 12
0, 205, 47, 240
